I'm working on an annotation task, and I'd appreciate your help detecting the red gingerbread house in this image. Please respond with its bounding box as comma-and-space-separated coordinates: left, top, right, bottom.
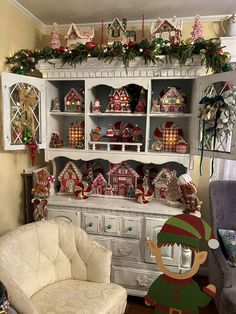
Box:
65, 23, 95, 48
58, 161, 82, 194
107, 162, 139, 197
92, 173, 107, 195
106, 87, 131, 113
150, 16, 183, 44
64, 88, 84, 112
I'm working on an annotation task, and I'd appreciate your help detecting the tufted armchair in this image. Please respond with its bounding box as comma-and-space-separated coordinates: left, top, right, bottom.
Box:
209, 180, 236, 314
0, 219, 127, 314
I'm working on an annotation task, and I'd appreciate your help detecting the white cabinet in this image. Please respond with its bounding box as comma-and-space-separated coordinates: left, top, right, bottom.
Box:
2, 59, 236, 296
2, 60, 236, 162
46, 196, 192, 296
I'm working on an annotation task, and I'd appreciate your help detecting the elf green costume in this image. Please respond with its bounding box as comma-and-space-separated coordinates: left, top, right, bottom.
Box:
144, 214, 219, 314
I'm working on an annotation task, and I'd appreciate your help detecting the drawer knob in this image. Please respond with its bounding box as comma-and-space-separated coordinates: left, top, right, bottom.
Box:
128, 226, 133, 231
88, 222, 93, 227
107, 224, 112, 229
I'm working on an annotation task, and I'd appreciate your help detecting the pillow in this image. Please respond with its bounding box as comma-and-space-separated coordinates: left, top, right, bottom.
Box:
218, 229, 236, 267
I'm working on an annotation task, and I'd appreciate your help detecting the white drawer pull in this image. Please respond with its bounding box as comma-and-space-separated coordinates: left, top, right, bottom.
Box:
118, 247, 132, 256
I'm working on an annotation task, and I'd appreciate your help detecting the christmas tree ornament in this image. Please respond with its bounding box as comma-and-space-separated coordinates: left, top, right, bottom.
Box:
191, 15, 204, 41
26, 137, 38, 166
75, 181, 92, 199
50, 23, 61, 49
222, 52, 231, 63
134, 88, 146, 113
33, 199, 48, 221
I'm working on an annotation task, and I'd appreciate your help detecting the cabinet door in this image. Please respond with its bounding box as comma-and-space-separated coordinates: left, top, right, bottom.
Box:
191, 70, 236, 160
1, 72, 46, 150
145, 218, 181, 267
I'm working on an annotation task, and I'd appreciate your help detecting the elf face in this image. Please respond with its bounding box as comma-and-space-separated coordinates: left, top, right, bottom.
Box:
148, 240, 208, 279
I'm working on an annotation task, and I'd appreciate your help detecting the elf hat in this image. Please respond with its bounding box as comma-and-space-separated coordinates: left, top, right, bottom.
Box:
157, 214, 219, 250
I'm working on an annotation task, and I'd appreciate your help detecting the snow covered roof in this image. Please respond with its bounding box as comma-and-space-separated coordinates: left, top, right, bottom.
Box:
151, 16, 183, 34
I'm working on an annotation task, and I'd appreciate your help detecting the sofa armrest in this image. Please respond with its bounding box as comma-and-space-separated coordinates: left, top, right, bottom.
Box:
0, 266, 39, 314
209, 248, 232, 288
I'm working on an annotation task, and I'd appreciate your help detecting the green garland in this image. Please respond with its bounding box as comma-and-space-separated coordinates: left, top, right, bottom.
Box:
5, 38, 232, 76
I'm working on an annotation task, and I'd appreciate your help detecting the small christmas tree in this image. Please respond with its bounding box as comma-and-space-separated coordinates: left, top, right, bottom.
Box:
166, 171, 182, 206
50, 23, 61, 49
191, 15, 203, 41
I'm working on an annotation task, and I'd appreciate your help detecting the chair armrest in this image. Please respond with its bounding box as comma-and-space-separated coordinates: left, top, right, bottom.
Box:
0, 266, 39, 314
86, 240, 112, 284
74, 229, 112, 284
209, 248, 232, 288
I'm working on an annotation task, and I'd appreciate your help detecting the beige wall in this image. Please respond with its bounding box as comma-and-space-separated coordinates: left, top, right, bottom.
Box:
0, 4, 220, 235
0, 0, 45, 235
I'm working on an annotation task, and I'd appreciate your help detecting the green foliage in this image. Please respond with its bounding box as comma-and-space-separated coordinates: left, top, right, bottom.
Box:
5, 38, 232, 75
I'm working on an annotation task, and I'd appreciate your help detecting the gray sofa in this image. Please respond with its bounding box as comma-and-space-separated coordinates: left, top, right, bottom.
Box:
209, 180, 236, 314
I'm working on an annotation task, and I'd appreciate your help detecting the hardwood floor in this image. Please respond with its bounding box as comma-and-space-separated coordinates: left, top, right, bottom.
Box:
125, 276, 218, 314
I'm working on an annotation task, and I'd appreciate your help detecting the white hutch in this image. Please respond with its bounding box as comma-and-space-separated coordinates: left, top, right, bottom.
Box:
2, 57, 236, 296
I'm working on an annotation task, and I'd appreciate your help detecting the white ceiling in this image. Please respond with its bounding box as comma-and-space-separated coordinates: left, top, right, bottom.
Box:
11, 0, 236, 26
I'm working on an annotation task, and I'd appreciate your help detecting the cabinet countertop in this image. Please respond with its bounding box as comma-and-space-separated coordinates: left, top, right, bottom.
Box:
47, 194, 187, 216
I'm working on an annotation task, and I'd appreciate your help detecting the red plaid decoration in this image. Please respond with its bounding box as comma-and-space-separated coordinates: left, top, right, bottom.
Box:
154, 121, 183, 152
68, 122, 84, 148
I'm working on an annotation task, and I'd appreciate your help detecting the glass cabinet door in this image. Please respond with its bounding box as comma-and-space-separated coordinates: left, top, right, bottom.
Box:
1, 72, 46, 150
191, 70, 236, 160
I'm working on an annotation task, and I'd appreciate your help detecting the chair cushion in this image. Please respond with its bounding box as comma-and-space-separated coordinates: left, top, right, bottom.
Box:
30, 279, 127, 314
218, 229, 236, 266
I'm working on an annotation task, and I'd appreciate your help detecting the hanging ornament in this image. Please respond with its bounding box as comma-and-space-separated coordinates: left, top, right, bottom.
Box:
222, 52, 231, 63
26, 137, 38, 166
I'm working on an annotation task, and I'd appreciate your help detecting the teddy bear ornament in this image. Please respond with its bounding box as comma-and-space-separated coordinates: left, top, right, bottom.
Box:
178, 174, 202, 213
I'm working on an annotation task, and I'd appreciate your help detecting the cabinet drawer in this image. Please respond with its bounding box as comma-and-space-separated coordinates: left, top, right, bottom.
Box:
111, 239, 141, 261
82, 213, 101, 234
121, 217, 142, 238
90, 235, 111, 249
112, 266, 160, 290
47, 209, 79, 225
103, 215, 119, 235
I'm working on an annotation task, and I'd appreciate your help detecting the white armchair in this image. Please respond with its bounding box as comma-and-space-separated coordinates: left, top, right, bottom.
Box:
0, 220, 127, 314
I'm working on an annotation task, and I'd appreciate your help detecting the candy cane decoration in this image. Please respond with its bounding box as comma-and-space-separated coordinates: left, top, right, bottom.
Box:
135, 186, 153, 204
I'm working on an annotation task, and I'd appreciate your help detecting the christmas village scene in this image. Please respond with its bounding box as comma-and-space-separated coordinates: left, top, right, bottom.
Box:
31, 159, 202, 221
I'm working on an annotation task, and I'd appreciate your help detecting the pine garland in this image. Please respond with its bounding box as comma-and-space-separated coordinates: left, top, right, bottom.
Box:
5, 38, 232, 76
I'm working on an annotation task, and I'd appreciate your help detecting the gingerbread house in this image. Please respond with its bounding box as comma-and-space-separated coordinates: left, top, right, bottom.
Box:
107, 18, 135, 45
65, 23, 95, 48
152, 168, 171, 199
150, 16, 183, 44
107, 162, 139, 197
159, 87, 186, 113
92, 173, 107, 195
58, 161, 82, 194
106, 87, 131, 113
64, 88, 84, 112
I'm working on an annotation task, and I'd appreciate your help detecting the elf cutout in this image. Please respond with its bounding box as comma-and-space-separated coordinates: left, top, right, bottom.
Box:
145, 214, 219, 314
